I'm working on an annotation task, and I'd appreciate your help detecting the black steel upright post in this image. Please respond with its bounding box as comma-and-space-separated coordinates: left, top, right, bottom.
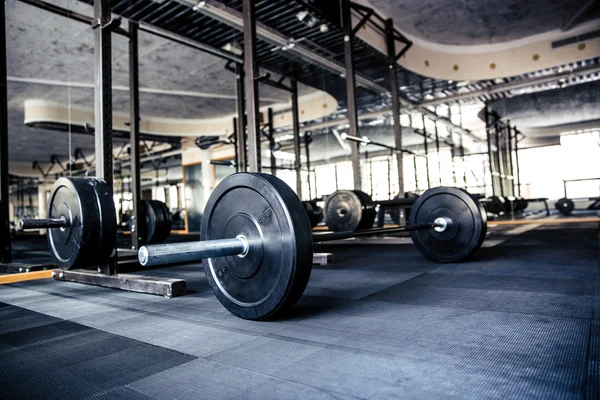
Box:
128, 21, 141, 250
484, 105, 496, 196
341, 0, 361, 191
232, 118, 239, 172
242, 0, 260, 173
0, 0, 11, 263
458, 105, 467, 189
514, 126, 522, 196
93, 0, 116, 274
434, 118, 442, 186
421, 114, 430, 188
291, 79, 303, 198
385, 18, 404, 202
235, 63, 247, 172
304, 132, 312, 200
505, 120, 514, 196
267, 108, 276, 176
494, 120, 505, 196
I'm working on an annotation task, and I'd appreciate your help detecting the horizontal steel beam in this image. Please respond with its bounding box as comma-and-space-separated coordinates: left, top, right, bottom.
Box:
422, 64, 600, 107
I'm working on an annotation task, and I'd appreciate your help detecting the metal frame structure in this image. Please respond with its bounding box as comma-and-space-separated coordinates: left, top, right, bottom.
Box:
129, 21, 141, 251
341, 0, 362, 191
0, 0, 11, 263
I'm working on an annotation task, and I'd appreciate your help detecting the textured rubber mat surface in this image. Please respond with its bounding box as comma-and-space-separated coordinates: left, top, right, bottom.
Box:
0, 223, 598, 399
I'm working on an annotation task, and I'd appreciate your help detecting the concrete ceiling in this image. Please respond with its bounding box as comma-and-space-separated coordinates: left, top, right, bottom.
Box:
5, 0, 315, 174
366, 0, 600, 46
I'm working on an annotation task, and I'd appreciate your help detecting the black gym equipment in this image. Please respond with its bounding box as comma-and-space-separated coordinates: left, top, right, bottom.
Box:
133, 200, 172, 244
19, 177, 116, 270
409, 187, 487, 263
302, 200, 323, 228
555, 197, 599, 215
324, 190, 376, 231
387, 192, 419, 226
139, 173, 486, 320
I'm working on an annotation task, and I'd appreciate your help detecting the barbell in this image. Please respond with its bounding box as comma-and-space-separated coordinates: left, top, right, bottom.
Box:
19, 177, 171, 268
139, 173, 487, 320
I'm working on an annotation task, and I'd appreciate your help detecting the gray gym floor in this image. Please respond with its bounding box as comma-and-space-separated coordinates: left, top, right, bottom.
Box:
0, 223, 598, 399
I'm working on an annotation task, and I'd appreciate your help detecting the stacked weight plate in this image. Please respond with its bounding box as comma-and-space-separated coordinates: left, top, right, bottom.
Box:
135, 200, 172, 244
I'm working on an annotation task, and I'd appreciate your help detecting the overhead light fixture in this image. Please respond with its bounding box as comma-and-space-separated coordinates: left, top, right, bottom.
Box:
319, 24, 329, 33
192, 1, 206, 11
296, 10, 318, 27
222, 42, 242, 56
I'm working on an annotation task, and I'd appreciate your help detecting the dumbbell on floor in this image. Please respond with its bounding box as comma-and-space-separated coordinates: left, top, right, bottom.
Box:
139, 173, 487, 320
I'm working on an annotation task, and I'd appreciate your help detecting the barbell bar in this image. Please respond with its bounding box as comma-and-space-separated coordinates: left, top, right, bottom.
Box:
19, 217, 68, 230
138, 222, 442, 268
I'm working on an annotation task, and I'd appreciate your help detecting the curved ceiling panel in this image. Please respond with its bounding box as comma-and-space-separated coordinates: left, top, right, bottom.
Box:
353, 0, 600, 80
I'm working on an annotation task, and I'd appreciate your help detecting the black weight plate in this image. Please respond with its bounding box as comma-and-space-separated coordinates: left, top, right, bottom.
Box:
352, 190, 376, 229
139, 200, 157, 244
151, 200, 171, 243
201, 173, 313, 320
555, 198, 574, 215
159, 201, 172, 241
461, 188, 488, 252
302, 201, 318, 228
503, 196, 516, 213
150, 200, 164, 243
47, 177, 100, 269
89, 178, 117, 265
409, 187, 487, 263
389, 192, 418, 225
310, 200, 323, 226
324, 190, 363, 231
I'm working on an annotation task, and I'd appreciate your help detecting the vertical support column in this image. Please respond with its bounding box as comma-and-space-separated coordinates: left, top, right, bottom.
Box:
385, 18, 404, 200
505, 121, 514, 196
128, 21, 141, 250
434, 118, 442, 186
341, 0, 361, 191
37, 184, 47, 235
304, 132, 312, 200
457, 104, 467, 189
242, 0, 260, 173
0, 0, 11, 262
201, 150, 215, 209
232, 118, 239, 172
291, 79, 302, 199
235, 63, 246, 172
484, 105, 496, 196
494, 120, 505, 196
514, 127, 521, 197
421, 114, 430, 188
267, 108, 276, 176
93, 0, 116, 273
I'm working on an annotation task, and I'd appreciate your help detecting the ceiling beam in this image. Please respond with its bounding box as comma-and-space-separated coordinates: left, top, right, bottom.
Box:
421, 64, 600, 107
176, 0, 479, 141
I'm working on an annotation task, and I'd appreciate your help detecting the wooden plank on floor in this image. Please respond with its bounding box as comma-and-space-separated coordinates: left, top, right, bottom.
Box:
0, 270, 54, 284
